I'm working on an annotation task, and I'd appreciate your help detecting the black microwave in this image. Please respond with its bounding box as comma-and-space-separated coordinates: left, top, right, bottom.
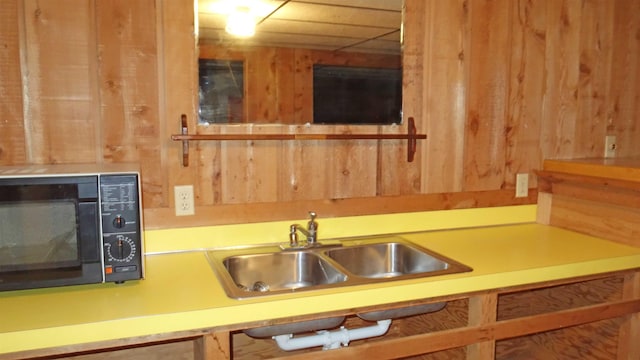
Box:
0, 164, 144, 291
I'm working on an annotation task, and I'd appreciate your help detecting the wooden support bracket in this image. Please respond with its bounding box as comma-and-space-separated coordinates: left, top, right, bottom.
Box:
171, 116, 427, 167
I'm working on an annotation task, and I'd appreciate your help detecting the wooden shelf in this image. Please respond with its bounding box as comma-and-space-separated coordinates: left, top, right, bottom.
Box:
171, 115, 427, 166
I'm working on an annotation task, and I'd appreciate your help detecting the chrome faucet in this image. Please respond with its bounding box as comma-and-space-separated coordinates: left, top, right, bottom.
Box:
289, 211, 318, 248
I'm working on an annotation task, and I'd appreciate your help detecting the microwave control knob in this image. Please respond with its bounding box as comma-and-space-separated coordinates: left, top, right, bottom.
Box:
106, 235, 136, 262
113, 215, 126, 228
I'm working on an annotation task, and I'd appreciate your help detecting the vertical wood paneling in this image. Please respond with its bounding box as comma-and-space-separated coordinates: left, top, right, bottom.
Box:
279, 125, 332, 201
3, 0, 640, 227
196, 129, 224, 205
421, 0, 467, 193
609, 0, 640, 157
375, 0, 418, 197
504, 0, 547, 189
393, 0, 427, 195
377, 127, 418, 196
97, 0, 162, 206
22, 0, 97, 164
327, 126, 379, 199
158, 0, 198, 209
275, 48, 296, 124
540, 0, 582, 159
246, 48, 278, 122
0, 0, 26, 164
293, 49, 314, 123
574, 0, 613, 157
464, 0, 511, 191
220, 126, 280, 204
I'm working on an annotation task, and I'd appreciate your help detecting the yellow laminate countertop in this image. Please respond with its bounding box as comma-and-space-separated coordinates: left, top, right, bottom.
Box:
2, 206, 640, 355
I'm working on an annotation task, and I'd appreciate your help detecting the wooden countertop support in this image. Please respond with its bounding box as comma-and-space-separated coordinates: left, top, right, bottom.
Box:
543, 158, 640, 183
265, 295, 640, 360
537, 157, 640, 247
536, 170, 640, 208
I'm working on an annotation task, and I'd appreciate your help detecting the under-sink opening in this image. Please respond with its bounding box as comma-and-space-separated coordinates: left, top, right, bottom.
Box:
231, 299, 468, 359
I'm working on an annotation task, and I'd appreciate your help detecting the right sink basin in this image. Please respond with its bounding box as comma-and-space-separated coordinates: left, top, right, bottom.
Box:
323, 242, 453, 279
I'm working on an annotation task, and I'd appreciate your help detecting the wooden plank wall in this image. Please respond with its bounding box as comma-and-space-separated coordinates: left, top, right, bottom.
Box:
1, 0, 639, 229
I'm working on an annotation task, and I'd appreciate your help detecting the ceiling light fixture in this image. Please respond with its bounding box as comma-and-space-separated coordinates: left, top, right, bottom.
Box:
225, 6, 256, 37
207, 0, 274, 38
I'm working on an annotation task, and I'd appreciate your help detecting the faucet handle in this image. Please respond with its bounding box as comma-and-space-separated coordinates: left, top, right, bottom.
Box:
289, 224, 299, 247
308, 211, 317, 230
307, 211, 318, 244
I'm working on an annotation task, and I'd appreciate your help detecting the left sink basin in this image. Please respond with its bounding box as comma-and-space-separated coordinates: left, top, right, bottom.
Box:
212, 251, 348, 298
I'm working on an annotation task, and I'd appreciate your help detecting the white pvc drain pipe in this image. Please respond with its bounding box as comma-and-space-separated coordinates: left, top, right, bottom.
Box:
273, 319, 392, 351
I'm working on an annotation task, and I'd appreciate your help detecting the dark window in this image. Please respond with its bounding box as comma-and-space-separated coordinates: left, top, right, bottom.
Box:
199, 59, 244, 124
313, 65, 402, 125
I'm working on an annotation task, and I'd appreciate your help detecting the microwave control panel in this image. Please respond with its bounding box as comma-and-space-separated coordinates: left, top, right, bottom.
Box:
99, 173, 143, 283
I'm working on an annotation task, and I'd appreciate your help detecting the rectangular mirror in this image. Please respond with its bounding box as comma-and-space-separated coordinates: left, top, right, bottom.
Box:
197, 0, 402, 125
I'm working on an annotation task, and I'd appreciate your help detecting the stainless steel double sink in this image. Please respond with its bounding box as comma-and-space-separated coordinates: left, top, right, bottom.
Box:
206, 235, 472, 300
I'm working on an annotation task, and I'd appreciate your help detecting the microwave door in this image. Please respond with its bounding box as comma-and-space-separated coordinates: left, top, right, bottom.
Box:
0, 180, 102, 290
0, 202, 80, 272
0, 201, 81, 271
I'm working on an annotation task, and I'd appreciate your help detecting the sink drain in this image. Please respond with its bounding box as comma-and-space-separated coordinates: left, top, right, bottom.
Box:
251, 281, 270, 292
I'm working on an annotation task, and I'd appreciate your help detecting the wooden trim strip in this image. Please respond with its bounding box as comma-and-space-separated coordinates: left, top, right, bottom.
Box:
536, 170, 640, 192
171, 134, 426, 141
271, 298, 640, 359
143, 188, 538, 229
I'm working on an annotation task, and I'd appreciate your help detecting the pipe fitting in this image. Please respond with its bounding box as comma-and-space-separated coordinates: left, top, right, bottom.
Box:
272, 319, 391, 351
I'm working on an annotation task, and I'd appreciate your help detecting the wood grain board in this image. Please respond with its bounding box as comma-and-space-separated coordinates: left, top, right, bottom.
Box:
1, 0, 640, 226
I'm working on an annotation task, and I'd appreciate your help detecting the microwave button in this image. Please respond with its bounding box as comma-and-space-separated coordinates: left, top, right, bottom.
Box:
114, 265, 137, 273
113, 215, 126, 228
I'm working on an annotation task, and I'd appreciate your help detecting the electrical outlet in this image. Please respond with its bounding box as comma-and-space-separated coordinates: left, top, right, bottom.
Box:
174, 185, 195, 216
515, 173, 529, 198
604, 135, 617, 158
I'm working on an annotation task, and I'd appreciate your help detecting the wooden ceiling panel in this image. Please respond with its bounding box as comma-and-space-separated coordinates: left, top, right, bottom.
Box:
293, 0, 402, 12
258, 18, 395, 40
198, 0, 402, 54
268, 2, 399, 28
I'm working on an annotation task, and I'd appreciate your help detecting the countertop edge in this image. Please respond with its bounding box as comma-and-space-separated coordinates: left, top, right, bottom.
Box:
2, 253, 639, 355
